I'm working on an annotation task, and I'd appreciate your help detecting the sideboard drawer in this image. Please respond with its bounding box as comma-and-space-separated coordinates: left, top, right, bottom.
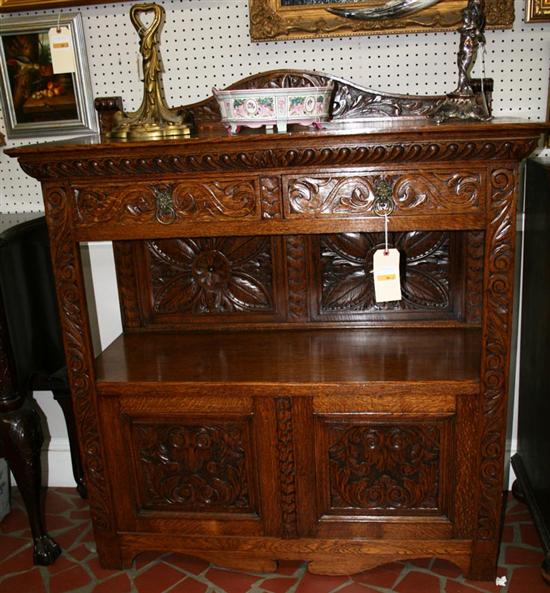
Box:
72, 176, 262, 228
283, 169, 485, 219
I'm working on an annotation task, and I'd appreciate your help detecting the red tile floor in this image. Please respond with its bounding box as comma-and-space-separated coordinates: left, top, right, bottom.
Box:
0, 488, 548, 593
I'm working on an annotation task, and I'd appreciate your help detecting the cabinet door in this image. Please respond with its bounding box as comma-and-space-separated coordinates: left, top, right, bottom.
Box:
310, 393, 479, 540
99, 394, 278, 537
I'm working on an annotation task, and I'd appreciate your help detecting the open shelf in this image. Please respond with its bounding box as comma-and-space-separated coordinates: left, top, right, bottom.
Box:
95, 328, 481, 395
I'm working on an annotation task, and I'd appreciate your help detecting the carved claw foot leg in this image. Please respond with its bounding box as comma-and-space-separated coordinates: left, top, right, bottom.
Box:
0, 397, 61, 565
33, 533, 62, 565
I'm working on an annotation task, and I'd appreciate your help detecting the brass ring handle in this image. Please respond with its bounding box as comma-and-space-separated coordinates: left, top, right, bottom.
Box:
373, 180, 395, 216
154, 187, 176, 225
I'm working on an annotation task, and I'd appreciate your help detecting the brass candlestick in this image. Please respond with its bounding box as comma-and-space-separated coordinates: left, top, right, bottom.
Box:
431, 0, 492, 124
109, 3, 191, 140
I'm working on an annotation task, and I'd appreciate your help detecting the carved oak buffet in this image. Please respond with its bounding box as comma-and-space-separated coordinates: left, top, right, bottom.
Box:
6, 72, 547, 581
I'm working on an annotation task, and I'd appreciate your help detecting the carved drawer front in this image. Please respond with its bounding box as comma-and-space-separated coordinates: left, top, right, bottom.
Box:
72, 176, 262, 228
283, 169, 485, 219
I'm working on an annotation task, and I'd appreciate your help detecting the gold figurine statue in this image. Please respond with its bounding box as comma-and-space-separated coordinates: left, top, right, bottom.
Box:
109, 3, 191, 140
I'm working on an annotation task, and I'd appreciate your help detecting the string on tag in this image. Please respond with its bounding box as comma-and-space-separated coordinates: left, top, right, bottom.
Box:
56, 12, 61, 33
384, 214, 389, 255
480, 42, 489, 115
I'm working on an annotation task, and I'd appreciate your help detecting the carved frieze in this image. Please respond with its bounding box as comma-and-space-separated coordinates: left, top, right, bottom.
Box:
134, 421, 253, 512
275, 398, 298, 537
317, 231, 450, 315
285, 171, 482, 218
17, 138, 539, 181
73, 179, 259, 226
327, 422, 441, 511
147, 236, 276, 315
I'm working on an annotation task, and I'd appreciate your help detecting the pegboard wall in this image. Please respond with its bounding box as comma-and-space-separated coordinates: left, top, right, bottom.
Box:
1, 0, 549, 213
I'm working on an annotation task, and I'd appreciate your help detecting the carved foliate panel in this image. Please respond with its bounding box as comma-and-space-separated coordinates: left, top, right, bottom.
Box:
284, 171, 483, 218
144, 236, 278, 317
132, 419, 255, 513
315, 231, 452, 318
73, 178, 259, 227
326, 421, 443, 512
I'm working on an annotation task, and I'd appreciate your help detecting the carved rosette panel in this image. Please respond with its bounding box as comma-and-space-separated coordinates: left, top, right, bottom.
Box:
73, 179, 258, 226
147, 236, 276, 315
275, 398, 298, 538
327, 422, 441, 511
18, 138, 540, 181
285, 171, 482, 217
134, 421, 253, 512
318, 231, 450, 314
43, 184, 112, 532
477, 167, 517, 541
465, 231, 485, 324
285, 236, 308, 321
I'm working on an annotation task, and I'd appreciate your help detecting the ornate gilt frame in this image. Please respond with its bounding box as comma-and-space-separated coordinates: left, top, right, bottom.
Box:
249, 0, 514, 40
525, 0, 550, 21
0, 0, 125, 10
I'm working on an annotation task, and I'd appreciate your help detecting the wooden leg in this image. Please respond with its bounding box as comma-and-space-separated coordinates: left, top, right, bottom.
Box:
511, 479, 526, 504
542, 554, 550, 585
52, 388, 87, 498
0, 397, 61, 565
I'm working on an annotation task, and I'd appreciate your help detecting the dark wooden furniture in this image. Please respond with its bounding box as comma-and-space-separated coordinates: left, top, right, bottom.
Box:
0, 215, 86, 565
6, 71, 547, 580
511, 158, 550, 585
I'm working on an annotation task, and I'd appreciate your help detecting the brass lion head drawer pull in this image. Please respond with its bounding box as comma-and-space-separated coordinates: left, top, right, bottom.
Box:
373, 180, 395, 216
154, 186, 176, 224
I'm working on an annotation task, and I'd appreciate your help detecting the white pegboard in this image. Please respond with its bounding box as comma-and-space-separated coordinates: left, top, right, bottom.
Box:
1, 0, 549, 212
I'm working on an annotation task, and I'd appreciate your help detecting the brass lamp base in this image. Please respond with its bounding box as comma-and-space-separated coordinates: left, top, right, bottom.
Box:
109, 118, 192, 141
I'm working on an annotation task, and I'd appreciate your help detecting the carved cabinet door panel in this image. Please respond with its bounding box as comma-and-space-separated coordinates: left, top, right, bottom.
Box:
310, 393, 479, 541
98, 394, 280, 537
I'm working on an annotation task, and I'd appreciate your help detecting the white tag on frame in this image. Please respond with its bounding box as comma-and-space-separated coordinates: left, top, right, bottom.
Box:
48, 27, 76, 74
373, 248, 402, 303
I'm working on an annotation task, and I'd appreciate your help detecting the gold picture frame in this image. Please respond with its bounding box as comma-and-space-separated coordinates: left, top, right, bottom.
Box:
525, 0, 550, 21
0, 0, 125, 11
249, 0, 514, 41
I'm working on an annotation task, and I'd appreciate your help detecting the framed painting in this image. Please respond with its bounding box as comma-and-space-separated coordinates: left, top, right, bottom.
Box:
525, 0, 550, 21
249, 0, 515, 41
0, 13, 96, 138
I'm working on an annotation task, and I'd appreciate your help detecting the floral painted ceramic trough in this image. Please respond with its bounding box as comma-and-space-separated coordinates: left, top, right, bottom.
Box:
213, 84, 334, 134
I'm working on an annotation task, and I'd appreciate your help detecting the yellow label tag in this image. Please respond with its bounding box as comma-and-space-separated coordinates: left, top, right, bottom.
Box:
48, 27, 76, 74
373, 248, 402, 303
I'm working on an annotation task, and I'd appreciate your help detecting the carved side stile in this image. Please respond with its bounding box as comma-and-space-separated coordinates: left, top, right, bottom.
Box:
43, 183, 113, 533
476, 167, 517, 545
285, 236, 309, 322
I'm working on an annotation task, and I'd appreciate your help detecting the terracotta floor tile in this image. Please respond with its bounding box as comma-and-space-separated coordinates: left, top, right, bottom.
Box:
206, 567, 263, 593
69, 509, 91, 521
68, 543, 93, 562
462, 577, 502, 593
44, 489, 76, 514
0, 567, 46, 592
54, 524, 88, 549
0, 508, 29, 533
47, 555, 79, 575
168, 576, 209, 593
134, 550, 164, 569
446, 581, 494, 593
163, 552, 209, 574
501, 525, 515, 543
0, 544, 35, 574
394, 571, 442, 593
0, 535, 30, 563
134, 561, 186, 593
261, 576, 298, 593
508, 566, 550, 593
332, 583, 381, 593
87, 556, 123, 580
353, 562, 404, 589
408, 558, 433, 569
49, 564, 91, 593
520, 524, 543, 548
505, 545, 545, 565
92, 573, 133, 593
431, 558, 463, 578
293, 572, 350, 593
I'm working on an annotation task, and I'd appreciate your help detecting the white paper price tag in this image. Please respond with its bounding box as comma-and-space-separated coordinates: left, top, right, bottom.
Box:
373, 248, 402, 303
48, 27, 76, 74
